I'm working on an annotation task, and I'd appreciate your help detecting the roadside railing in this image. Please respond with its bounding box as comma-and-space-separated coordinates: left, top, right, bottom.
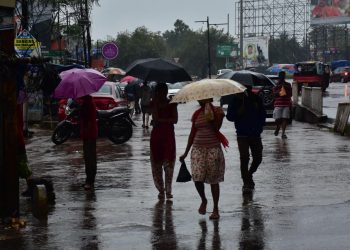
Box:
292, 82, 323, 116
301, 86, 323, 115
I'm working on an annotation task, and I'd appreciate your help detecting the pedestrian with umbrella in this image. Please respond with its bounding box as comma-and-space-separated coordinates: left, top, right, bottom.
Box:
173, 79, 246, 220
53, 68, 107, 190
150, 82, 178, 200
226, 85, 266, 192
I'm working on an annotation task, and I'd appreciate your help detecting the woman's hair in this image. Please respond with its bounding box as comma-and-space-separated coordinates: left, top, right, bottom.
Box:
154, 82, 168, 94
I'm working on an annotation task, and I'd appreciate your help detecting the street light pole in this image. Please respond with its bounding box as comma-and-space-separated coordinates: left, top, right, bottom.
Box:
206, 17, 211, 79
196, 16, 230, 79
196, 17, 212, 78
240, 0, 244, 68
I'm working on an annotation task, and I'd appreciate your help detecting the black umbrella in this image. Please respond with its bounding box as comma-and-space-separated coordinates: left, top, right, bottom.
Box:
125, 58, 192, 83
217, 70, 270, 86
217, 70, 275, 106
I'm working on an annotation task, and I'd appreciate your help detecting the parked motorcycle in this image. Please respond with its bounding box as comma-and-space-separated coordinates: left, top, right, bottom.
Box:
51, 99, 136, 145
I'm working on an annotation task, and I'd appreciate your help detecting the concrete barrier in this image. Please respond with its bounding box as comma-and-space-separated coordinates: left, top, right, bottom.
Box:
294, 86, 327, 124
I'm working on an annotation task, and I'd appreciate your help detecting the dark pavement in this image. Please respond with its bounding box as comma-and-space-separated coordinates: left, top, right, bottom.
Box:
1, 101, 350, 250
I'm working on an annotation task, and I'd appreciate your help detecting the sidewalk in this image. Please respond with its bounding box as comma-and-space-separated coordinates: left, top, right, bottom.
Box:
1, 102, 350, 250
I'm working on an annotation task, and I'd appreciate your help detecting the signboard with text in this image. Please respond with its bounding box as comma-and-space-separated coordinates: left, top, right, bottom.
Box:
216, 44, 238, 57
14, 30, 40, 57
0, 0, 16, 8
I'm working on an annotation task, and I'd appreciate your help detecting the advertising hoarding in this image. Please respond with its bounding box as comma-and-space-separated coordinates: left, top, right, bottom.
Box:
311, 0, 350, 25
243, 36, 269, 68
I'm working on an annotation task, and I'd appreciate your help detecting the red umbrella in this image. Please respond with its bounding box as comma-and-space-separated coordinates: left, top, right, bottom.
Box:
121, 75, 137, 83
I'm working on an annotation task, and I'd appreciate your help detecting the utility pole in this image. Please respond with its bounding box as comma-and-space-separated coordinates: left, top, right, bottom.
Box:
0, 1, 19, 218
207, 17, 211, 79
240, 0, 244, 68
195, 16, 230, 78
85, 0, 92, 67
79, 1, 87, 67
196, 17, 212, 78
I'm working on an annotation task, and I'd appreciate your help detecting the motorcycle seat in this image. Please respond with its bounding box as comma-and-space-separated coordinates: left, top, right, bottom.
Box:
97, 107, 128, 118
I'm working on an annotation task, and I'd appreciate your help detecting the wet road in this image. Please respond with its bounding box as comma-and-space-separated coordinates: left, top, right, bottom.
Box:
1, 101, 350, 250
323, 81, 350, 120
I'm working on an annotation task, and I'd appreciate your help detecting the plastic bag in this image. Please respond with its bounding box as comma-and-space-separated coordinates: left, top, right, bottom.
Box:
279, 86, 286, 96
176, 161, 192, 182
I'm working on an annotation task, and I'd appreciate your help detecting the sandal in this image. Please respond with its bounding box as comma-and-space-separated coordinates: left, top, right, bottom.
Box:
209, 212, 220, 220
166, 193, 173, 199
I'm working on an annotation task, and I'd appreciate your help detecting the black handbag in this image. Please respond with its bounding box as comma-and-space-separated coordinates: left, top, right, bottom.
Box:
176, 161, 192, 182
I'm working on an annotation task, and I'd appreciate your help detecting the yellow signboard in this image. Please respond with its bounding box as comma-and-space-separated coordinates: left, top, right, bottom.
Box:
14, 38, 40, 50
0, 0, 16, 8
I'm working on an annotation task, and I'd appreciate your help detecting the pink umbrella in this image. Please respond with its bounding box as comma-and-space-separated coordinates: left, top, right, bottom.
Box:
53, 68, 107, 99
120, 75, 136, 83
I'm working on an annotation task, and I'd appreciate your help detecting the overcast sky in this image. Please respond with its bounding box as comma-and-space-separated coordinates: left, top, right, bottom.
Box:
91, 0, 236, 41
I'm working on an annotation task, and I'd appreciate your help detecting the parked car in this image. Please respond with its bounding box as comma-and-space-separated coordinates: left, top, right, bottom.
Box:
330, 66, 350, 83
166, 82, 187, 100
58, 81, 127, 121
293, 61, 330, 91
217, 69, 232, 76
266, 64, 295, 77
217, 70, 276, 117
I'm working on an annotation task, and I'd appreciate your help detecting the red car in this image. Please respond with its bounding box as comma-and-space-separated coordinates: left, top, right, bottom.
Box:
58, 81, 127, 121
330, 66, 350, 83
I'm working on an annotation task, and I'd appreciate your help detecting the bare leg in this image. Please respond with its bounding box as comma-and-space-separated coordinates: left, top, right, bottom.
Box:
164, 161, 175, 198
151, 160, 165, 198
209, 184, 220, 219
145, 113, 150, 127
281, 119, 288, 136
274, 119, 281, 136
195, 181, 207, 214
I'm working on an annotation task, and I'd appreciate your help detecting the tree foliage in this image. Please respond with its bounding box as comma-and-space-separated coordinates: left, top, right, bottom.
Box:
110, 27, 166, 69
269, 33, 309, 63
98, 19, 236, 78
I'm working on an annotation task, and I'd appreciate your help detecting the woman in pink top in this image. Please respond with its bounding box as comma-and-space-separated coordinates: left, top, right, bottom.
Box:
180, 98, 228, 220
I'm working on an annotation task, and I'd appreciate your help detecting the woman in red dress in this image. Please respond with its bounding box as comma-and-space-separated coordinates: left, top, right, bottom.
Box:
150, 83, 178, 199
79, 95, 98, 190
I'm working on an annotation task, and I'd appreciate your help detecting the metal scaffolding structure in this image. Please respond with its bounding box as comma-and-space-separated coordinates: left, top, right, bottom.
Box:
235, 0, 310, 41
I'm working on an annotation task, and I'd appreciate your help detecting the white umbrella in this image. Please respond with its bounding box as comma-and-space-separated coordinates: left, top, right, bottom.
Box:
170, 78, 246, 103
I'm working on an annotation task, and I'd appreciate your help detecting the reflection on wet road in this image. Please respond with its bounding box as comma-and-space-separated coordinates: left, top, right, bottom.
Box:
1, 101, 350, 249
239, 192, 265, 250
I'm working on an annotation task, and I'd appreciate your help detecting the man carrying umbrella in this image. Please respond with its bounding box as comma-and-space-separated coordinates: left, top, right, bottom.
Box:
226, 85, 266, 191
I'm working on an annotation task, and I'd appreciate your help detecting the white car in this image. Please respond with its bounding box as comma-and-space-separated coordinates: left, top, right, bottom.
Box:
166, 82, 187, 100
217, 69, 233, 76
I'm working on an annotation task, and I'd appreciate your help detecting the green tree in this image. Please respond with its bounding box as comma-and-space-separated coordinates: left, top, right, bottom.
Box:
269, 33, 309, 64
110, 27, 166, 69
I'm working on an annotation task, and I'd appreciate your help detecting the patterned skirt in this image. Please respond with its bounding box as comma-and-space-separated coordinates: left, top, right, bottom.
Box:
190, 146, 225, 184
